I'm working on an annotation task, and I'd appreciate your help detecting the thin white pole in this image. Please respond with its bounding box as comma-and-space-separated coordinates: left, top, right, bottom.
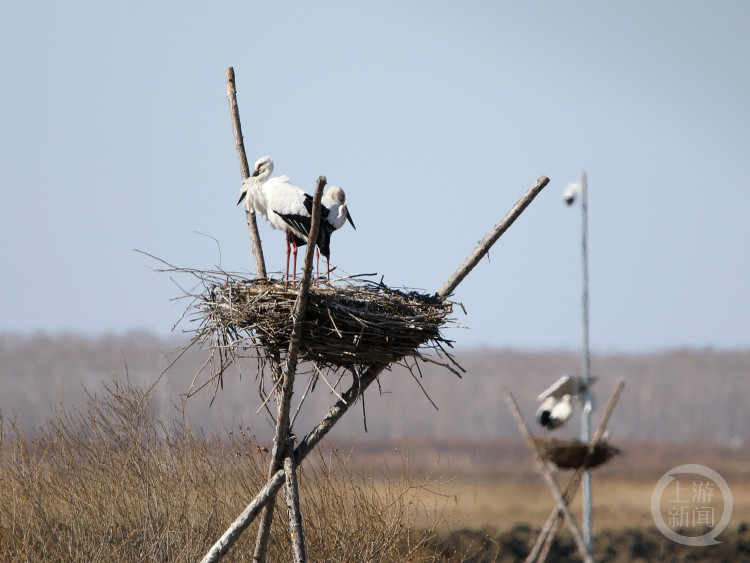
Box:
579, 171, 593, 551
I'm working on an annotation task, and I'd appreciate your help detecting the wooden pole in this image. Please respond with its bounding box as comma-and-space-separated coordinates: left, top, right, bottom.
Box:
226, 67, 267, 278
252, 177, 325, 563
284, 441, 307, 562
437, 175, 549, 299
200, 362, 388, 563
503, 389, 593, 563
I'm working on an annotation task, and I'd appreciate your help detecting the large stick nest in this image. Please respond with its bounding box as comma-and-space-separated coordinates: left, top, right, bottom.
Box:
193, 274, 458, 372
534, 438, 621, 470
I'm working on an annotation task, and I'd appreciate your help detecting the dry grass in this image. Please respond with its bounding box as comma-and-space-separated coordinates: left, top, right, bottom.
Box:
0, 376, 460, 562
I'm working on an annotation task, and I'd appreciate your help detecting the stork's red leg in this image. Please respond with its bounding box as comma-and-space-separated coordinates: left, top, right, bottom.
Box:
285, 232, 292, 287
292, 236, 298, 284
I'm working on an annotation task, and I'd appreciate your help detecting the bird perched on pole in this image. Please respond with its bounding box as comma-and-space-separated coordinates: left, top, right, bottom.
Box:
535, 374, 595, 430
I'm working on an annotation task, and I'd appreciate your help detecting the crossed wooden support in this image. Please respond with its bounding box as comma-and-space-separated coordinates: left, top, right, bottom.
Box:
205, 67, 550, 562
504, 380, 625, 563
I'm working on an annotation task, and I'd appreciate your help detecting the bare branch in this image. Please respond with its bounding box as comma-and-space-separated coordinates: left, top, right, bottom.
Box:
437, 175, 549, 299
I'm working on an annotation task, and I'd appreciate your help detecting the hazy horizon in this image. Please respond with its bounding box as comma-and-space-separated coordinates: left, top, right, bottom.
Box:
2, 3, 749, 352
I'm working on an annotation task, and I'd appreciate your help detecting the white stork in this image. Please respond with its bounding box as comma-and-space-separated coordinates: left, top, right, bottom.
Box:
237, 155, 274, 215
237, 157, 355, 284
535, 374, 595, 430
236, 156, 311, 284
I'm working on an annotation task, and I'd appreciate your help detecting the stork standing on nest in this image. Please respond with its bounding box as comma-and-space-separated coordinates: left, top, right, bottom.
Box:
237, 156, 309, 284
536, 374, 595, 430
237, 155, 274, 216
237, 157, 355, 285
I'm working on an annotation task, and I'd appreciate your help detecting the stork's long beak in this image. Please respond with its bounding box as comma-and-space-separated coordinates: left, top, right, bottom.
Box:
346, 209, 356, 230
237, 190, 247, 206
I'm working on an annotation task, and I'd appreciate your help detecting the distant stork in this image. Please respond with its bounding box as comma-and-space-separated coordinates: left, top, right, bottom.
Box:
535, 374, 595, 430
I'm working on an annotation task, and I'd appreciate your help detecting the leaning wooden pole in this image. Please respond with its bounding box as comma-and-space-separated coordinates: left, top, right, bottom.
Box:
200, 361, 389, 563
437, 175, 549, 299
252, 177, 325, 563
200, 175, 549, 562
227, 67, 267, 278
504, 389, 593, 563
284, 441, 307, 562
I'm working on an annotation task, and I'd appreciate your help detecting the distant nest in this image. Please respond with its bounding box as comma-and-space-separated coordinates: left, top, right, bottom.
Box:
534, 438, 621, 470
191, 274, 458, 373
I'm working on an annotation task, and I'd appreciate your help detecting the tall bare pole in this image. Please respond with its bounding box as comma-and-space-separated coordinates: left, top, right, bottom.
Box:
226, 67, 267, 278
578, 171, 593, 551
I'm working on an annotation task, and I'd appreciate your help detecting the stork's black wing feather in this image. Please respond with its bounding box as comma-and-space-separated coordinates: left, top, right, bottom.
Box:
278, 195, 332, 251
279, 213, 312, 243
317, 222, 333, 257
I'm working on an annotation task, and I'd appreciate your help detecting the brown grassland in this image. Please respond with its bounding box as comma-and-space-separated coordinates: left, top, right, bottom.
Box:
2, 375, 750, 561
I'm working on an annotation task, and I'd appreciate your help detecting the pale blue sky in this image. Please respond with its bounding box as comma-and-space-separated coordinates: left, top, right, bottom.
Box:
1, 1, 748, 351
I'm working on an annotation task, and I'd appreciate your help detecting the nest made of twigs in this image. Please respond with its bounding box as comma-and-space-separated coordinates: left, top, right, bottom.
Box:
534, 438, 620, 470
197, 276, 456, 370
